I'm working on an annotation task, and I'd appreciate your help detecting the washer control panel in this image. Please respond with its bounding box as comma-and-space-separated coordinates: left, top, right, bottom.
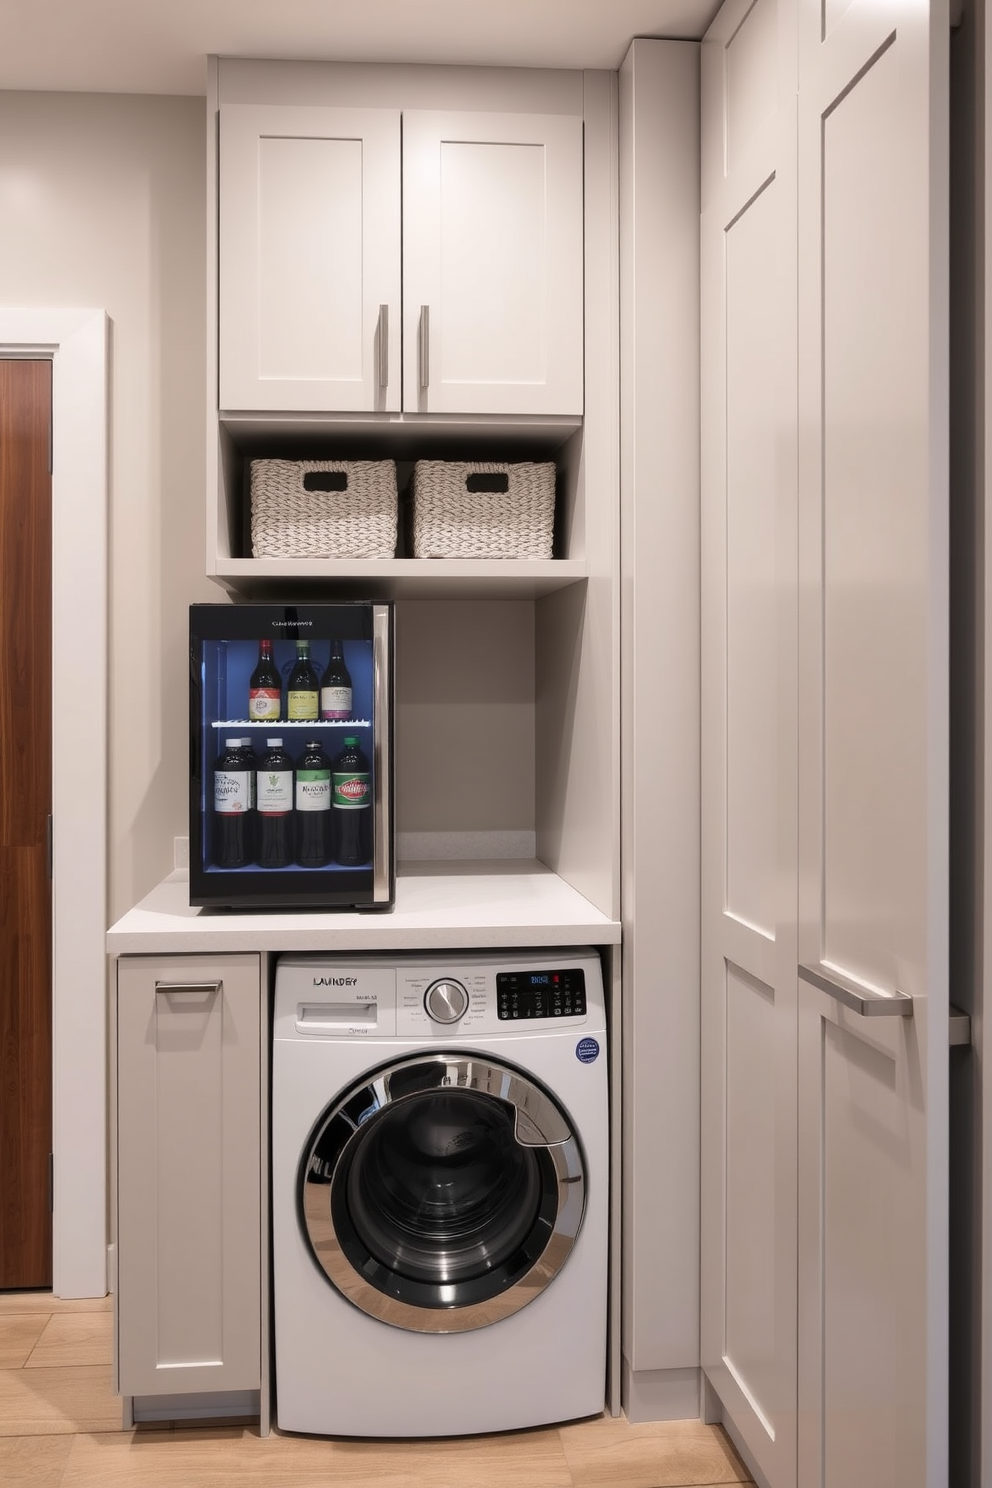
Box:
275, 950, 604, 1041
395, 961, 592, 1037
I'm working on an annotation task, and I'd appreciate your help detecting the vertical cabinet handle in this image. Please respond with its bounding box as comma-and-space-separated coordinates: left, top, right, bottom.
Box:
419, 305, 430, 390
377, 304, 389, 389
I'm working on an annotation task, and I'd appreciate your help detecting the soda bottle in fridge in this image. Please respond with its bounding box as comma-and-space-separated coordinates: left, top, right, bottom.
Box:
331, 735, 372, 866
213, 736, 254, 868
256, 737, 294, 869
295, 739, 332, 867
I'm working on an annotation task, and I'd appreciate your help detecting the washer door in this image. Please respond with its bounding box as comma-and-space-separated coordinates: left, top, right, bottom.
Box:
299, 1052, 586, 1333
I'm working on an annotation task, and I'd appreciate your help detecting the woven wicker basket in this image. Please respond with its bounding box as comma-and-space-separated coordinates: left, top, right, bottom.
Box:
411, 461, 556, 560
250, 459, 398, 559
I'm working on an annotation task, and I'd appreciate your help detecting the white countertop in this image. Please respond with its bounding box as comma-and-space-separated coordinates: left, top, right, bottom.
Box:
106, 862, 621, 955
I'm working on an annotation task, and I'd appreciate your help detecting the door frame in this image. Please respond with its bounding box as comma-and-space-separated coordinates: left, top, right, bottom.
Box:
0, 308, 108, 1298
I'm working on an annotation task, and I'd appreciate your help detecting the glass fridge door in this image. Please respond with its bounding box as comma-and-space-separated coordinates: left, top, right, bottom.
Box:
189, 602, 393, 910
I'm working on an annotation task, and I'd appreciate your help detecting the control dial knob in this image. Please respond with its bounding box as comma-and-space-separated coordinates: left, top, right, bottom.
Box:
424, 978, 469, 1024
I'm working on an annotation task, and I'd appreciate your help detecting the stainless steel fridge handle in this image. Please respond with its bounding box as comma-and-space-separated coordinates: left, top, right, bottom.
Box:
372, 605, 391, 903
798, 963, 913, 1018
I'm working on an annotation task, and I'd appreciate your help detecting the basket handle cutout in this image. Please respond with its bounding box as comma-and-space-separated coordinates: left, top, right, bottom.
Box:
303, 471, 348, 493
465, 472, 510, 494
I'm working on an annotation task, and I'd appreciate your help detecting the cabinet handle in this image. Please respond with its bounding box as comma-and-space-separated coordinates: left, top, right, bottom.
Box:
154, 980, 221, 997
419, 305, 430, 389
377, 304, 388, 388
798, 963, 913, 1018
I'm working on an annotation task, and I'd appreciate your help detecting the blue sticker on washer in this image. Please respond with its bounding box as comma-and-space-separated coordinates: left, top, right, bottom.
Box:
576, 1037, 600, 1064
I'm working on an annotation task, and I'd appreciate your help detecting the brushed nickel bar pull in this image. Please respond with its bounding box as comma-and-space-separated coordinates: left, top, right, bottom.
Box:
419, 305, 430, 389
798, 963, 913, 1018
154, 981, 221, 997
377, 304, 388, 388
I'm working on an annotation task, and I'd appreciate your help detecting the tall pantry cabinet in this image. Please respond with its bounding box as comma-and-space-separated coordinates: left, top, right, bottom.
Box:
699, 2, 951, 1488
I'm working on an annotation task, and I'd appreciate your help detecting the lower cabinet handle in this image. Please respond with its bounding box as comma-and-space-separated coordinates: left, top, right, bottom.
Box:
154, 980, 221, 997
798, 963, 913, 1018
419, 305, 430, 389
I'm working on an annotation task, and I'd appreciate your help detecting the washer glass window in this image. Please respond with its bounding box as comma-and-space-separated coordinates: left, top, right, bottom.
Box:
299, 1054, 586, 1333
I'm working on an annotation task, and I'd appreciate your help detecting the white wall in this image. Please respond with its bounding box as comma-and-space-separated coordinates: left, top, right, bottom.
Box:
0, 89, 213, 923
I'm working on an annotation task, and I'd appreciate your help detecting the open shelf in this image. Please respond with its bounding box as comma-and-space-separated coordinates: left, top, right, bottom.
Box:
208, 413, 588, 598
210, 556, 587, 599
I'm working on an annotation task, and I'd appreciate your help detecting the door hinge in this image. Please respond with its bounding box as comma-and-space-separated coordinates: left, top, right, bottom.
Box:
46, 815, 53, 880
48, 1153, 54, 1213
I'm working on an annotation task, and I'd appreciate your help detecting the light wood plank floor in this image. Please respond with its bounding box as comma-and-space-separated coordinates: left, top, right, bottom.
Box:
0, 1294, 753, 1488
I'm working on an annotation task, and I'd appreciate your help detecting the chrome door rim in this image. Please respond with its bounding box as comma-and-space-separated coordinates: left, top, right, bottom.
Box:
299, 1052, 586, 1333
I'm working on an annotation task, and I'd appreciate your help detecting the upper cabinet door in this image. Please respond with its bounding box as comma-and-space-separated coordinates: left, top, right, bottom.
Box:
401, 111, 584, 416
219, 104, 402, 413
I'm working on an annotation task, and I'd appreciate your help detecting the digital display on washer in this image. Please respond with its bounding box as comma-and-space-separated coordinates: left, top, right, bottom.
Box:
496, 968, 587, 1020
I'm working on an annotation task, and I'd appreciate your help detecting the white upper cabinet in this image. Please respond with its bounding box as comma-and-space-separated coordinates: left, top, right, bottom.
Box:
401, 111, 584, 415
219, 102, 584, 418
219, 105, 402, 412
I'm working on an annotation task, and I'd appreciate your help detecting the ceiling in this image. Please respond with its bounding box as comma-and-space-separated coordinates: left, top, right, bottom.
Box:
0, 0, 720, 97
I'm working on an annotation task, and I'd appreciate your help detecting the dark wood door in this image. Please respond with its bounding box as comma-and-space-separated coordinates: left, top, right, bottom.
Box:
0, 360, 53, 1289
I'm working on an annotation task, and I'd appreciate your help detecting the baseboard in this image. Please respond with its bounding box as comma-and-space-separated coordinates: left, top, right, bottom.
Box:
130, 1389, 260, 1424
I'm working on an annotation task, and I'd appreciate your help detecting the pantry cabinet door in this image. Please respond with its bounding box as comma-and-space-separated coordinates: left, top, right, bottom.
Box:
219, 104, 401, 412
402, 110, 584, 415
699, 0, 799, 1482
796, 0, 949, 1481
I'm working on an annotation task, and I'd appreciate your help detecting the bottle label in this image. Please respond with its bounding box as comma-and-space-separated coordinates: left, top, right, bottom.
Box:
296, 770, 331, 811
257, 769, 292, 814
214, 770, 251, 814
333, 772, 370, 809
249, 689, 280, 720
320, 686, 352, 720
288, 690, 318, 721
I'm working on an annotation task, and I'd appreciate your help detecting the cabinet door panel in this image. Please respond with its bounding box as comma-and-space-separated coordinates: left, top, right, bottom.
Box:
116, 955, 261, 1398
799, 991, 925, 1483
797, 0, 949, 1481
402, 111, 583, 415
700, 0, 798, 1480
220, 105, 401, 412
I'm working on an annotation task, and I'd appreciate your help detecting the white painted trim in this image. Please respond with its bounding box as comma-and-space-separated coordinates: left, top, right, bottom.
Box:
0, 308, 109, 1298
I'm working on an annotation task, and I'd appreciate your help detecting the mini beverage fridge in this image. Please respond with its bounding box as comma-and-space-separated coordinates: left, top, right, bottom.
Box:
189, 602, 394, 910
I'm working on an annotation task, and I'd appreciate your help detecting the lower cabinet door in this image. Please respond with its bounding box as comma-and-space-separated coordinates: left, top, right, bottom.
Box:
116, 954, 261, 1398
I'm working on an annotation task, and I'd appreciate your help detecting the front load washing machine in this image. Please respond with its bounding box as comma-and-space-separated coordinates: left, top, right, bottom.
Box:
271, 947, 609, 1438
